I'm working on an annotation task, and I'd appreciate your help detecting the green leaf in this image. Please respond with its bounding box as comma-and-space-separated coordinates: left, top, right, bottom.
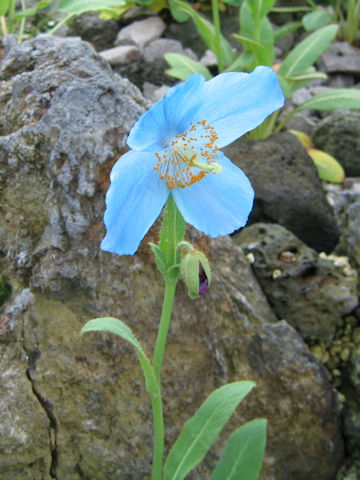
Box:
168, 0, 189, 22
308, 148, 345, 183
164, 381, 255, 480
286, 71, 327, 82
98, 4, 132, 19
210, 419, 267, 480
271, 6, 311, 13
276, 73, 292, 98
0, 0, 10, 16
82, 316, 143, 351
58, 0, 127, 15
165, 53, 212, 81
221, 0, 244, 6
247, 0, 276, 18
225, 50, 254, 72
238, 3, 274, 67
173, 0, 235, 66
296, 88, 360, 111
274, 21, 302, 42
149, 242, 168, 278
13, 0, 52, 17
285, 69, 328, 92
256, 16, 274, 65
279, 25, 338, 78
302, 10, 334, 31
233, 33, 263, 50
159, 194, 186, 271
81, 317, 159, 395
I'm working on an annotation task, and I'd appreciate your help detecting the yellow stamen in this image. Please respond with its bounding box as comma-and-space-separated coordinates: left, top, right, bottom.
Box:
154, 120, 221, 190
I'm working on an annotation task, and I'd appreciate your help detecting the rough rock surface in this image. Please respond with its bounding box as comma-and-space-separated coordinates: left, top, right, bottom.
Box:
0, 35, 343, 480
234, 223, 358, 341
225, 132, 340, 253
100, 45, 142, 66
312, 112, 360, 177
326, 179, 360, 274
318, 42, 360, 75
115, 16, 166, 48
67, 12, 119, 51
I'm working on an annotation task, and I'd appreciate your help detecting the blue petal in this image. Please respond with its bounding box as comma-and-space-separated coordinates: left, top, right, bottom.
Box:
172, 151, 254, 237
127, 74, 206, 152
101, 150, 169, 255
193, 66, 285, 148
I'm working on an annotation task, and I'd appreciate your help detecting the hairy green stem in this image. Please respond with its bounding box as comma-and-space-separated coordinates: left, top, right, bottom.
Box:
211, 0, 224, 73
153, 280, 178, 383
149, 194, 184, 479
48, 14, 71, 35
150, 391, 165, 480
17, 0, 26, 43
150, 279, 178, 480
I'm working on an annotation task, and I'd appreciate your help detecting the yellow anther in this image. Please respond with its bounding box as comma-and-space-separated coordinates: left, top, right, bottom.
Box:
154, 120, 220, 190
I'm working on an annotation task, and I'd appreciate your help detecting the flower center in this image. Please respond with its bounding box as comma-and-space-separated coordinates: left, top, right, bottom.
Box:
154, 120, 222, 190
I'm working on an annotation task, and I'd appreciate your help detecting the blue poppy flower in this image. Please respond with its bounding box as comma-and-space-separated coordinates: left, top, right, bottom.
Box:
101, 66, 284, 255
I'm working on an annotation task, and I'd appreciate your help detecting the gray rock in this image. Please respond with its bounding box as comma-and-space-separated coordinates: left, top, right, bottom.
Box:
224, 132, 340, 253
200, 49, 217, 67
328, 73, 356, 89
312, 112, 360, 176
0, 34, 344, 480
287, 110, 318, 133
142, 81, 169, 102
114, 57, 178, 89
318, 41, 360, 75
292, 86, 312, 105
143, 38, 197, 62
67, 12, 119, 51
166, 19, 207, 58
336, 201, 360, 272
100, 45, 141, 65
115, 17, 166, 48
341, 349, 360, 464
325, 179, 360, 280
234, 223, 358, 341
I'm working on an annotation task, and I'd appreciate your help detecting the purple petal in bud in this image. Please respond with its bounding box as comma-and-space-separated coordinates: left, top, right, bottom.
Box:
199, 263, 209, 295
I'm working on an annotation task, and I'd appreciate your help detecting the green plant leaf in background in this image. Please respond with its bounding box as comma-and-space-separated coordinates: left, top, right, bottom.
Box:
275, 73, 292, 98
58, 0, 128, 15
302, 9, 334, 31
164, 381, 255, 480
247, 0, 275, 17
165, 53, 212, 81
279, 24, 338, 78
277, 88, 360, 133
210, 419, 267, 480
296, 88, 360, 111
274, 20, 302, 41
13, 0, 53, 19
0, 0, 11, 16
237, 1, 274, 68
225, 49, 254, 72
308, 148, 345, 183
168, 0, 189, 22
283, 67, 328, 93
290, 130, 345, 183
221, 0, 244, 7
81, 317, 158, 395
173, 0, 236, 67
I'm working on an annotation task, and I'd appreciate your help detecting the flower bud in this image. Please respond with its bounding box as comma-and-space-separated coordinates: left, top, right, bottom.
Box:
180, 249, 211, 299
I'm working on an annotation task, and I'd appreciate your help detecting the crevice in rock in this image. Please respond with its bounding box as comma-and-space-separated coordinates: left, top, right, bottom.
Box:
24, 348, 58, 479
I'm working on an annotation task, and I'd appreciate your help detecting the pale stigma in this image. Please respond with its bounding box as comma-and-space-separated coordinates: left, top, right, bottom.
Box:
154, 120, 222, 190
